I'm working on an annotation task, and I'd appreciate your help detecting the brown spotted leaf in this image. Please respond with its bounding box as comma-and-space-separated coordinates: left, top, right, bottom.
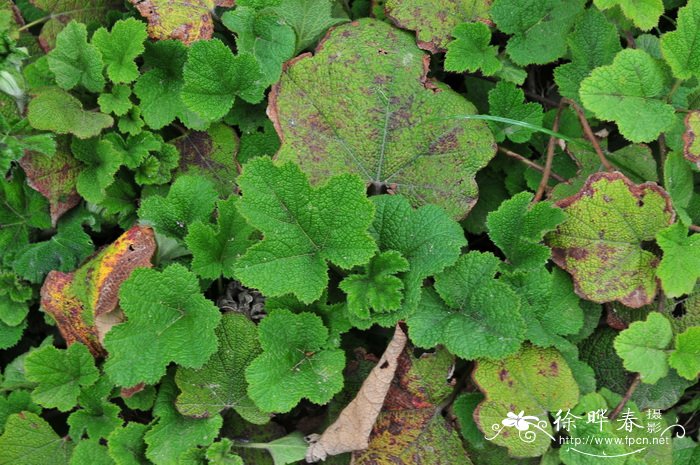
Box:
129, 0, 233, 44
173, 122, 240, 197
545, 172, 674, 308
19, 139, 81, 226
350, 346, 472, 464
473, 345, 579, 457
270, 18, 496, 220
683, 110, 700, 168
385, 0, 491, 53
306, 324, 407, 462
40, 225, 156, 357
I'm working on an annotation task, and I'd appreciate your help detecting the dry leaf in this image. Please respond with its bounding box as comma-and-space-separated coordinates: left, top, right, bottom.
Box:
305, 324, 408, 462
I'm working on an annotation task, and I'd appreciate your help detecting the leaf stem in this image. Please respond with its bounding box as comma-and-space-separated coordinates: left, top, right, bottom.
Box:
497, 146, 566, 183
689, 224, 700, 233
533, 102, 565, 202
17, 8, 105, 31
566, 99, 615, 172
609, 373, 641, 420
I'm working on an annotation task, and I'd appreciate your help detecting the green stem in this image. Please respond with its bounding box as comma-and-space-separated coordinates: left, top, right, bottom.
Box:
17, 8, 105, 31
666, 79, 683, 103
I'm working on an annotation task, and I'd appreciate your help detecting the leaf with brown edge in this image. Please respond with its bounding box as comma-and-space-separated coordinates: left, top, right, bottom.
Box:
173, 122, 240, 197
472, 345, 579, 458
683, 110, 700, 169
19, 138, 81, 226
129, 0, 233, 45
270, 18, 496, 220
545, 172, 674, 308
350, 346, 472, 465
40, 225, 156, 357
385, 0, 492, 53
306, 324, 407, 462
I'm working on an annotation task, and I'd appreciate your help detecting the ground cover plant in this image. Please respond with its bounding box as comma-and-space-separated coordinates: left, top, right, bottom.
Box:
0, 0, 698, 463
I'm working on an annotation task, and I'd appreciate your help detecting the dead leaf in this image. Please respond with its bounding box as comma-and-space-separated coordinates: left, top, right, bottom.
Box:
305, 324, 408, 462
40, 225, 156, 356
129, 0, 233, 44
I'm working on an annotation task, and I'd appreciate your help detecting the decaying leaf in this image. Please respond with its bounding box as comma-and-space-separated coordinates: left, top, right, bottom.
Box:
683, 110, 700, 168
40, 225, 156, 356
173, 123, 240, 196
305, 324, 408, 462
385, 0, 491, 52
19, 139, 81, 226
546, 172, 674, 308
270, 18, 496, 219
129, 0, 234, 44
350, 346, 471, 464
473, 345, 579, 457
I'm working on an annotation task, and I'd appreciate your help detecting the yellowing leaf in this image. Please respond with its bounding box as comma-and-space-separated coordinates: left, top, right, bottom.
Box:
129, 0, 234, 44
473, 345, 579, 457
683, 110, 700, 169
271, 18, 496, 219
40, 225, 156, 357
546, 172, 674, 308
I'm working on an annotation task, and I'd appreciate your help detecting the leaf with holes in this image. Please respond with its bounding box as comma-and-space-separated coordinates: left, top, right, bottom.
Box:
271, 18, 496, 220
546, 172, 674, 307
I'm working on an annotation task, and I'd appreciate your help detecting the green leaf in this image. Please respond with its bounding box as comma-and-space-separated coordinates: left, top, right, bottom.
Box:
384, 0, 490, 53
107, 423, 148, 465
133, 140, 179, 186
0, 391, 41, 435
594, 0, 663, 31
272, 18, 496, 219
473, 345, 579, 457
579, 49, 675, 143
145, 376, 222, 465
68, 378, 121, 440
133, 40, 189, 129
222, 7, 296, 86
487, 81, 544, 143
444, 22, 501, 76
234, 157, 376, 303
98, 85, 132, 116
205, 439, 243, 465
12, 212, 94, 284
47, 21, 104, 93
175, 313, 268, 424
614, 312, 673, 384
27, 88, 113, 139
0, 169, 51, 264
185, 196, 256, 280
103, 265, 222, 386
664, 151, 694, 224
657, 223, 700, 298
181, 40, 264, 122
366, 194, 466, 326
502, 268, 584, 349
407, 252, 525, 360
245, 309, 345, 413
24, 343, 99, 412
70, 439, 114, 465
233, 432, 307, 465
491, 0, 586, 65
72, 137, 123, 204
117, 106, 145, 136
0, 412, 73, 465
340, 250, 409, 319
138, 174, 219, 239
269, 0, 345, 53
92, 18, 147, 84
486, 192, 565, 270
546, 172, 674, 307
668, 327, 700, 381
553, 8, 621, 103
660, 0, 700, 79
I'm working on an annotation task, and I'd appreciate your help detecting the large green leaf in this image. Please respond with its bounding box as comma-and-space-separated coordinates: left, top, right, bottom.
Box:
271, 18, 495, 219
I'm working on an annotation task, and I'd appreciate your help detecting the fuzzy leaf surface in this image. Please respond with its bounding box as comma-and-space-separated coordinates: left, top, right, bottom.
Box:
92, 18, 148, 84
614, 312, 673, 384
